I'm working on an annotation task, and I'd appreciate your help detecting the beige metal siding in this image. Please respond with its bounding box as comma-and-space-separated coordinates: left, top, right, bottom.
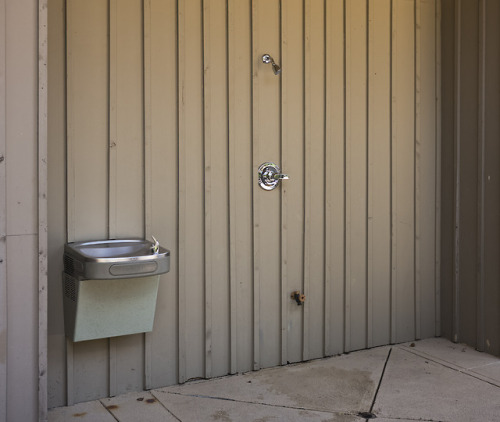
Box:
441, 0, 500, 356
1, 0, 45, 420
48, 0, 441, 406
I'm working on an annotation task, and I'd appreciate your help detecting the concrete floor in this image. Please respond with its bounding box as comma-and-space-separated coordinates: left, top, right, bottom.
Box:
49, 338, 500, 422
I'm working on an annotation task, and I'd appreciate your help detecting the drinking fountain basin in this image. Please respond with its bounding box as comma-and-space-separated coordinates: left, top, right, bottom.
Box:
64, 239, 170, 280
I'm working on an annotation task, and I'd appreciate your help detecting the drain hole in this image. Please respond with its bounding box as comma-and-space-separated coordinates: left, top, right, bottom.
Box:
358, 412, 377, 419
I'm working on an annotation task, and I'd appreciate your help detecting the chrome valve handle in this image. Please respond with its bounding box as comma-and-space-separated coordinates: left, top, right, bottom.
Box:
258, 162, 289, 190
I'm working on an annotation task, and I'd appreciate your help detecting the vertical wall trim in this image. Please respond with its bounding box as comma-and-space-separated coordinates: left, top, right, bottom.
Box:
414, 0, 421, 340
108, 0, 118, 397
39, 0, 49, 419
251, 0, 260, 371
303, 0, 311, 362
452, 0, 461, 344
202, 0, 212, 380
0, 0, 7, 418
476, 0, 486, 352
143, 0, 153, 388
434, 0, 441, 337
177, 0, 187, 383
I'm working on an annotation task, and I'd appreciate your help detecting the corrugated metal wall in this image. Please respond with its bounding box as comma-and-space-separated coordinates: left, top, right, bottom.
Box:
441, 0, 500, 356
48, 0, 441, 407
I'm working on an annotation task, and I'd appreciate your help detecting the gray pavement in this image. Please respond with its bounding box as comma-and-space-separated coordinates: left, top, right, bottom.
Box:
49, 338, 500, 422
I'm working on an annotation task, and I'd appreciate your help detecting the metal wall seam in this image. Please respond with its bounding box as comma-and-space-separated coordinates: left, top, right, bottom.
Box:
143, 0, 153, 389
323, 0, 332, 357
0, 0, 7, 418
453, 0, 461, 344
65, 0, 74, 404
390, 0, 397, 344
344, 0, 352, 353
414, 0, 422, 341
280, 0, 288, 366
177, 0, 187, 384
108, 0, 118, 397
366, 0, 372, 350
227, 0, 237, 376
202, 0, 212, 381
434, 0, 442, 338
251, 0, 260, 372
303, 0, 312, 362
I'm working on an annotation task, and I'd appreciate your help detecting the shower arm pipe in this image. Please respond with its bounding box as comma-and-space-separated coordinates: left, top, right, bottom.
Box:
262, 54, 281, 75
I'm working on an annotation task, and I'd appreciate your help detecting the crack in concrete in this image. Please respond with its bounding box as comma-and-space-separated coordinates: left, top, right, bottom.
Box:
158, 390, 363, 419
98, 400, 120, 422
150, 391, 182, 422
397, 346, 500, 389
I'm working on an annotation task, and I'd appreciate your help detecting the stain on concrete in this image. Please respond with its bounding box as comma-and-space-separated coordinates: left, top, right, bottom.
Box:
106, 405, 119, 410
258, 364, 375, 411
72, 412, 87, 417
211, 409, 232, 421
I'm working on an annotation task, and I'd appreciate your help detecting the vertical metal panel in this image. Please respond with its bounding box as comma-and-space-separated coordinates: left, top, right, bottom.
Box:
483, 0, 500, 356
391, 0, 416, 343
281, 0, 304, 364
47, 0, 67, 408
304, 0, 326, 360
252, 0, 282, 370
145, 0, 179, 388
203, 0, 230, 378
325, 0, 345, 357
6, 236, 39, 421
434, 0, 441, 338
66, 0, 110, 404
0, 0, 7, 418
177, 0, 187, 383
5, 1, 38, 237
144, 0, 153, 389
228, 0, 253, 374
457, 0, 479, 346
108, 0, 118, 398
415, 0, 421, 340
177, 0, 205, 382
39, 0, 49, 418
476, 0, 485, 352
345, 0, 368, 352
368, 0, 391, 348
108, 0, 146, 397
439, 0, 454, 342
417, 0, 438, 340
452, 0, 461, 343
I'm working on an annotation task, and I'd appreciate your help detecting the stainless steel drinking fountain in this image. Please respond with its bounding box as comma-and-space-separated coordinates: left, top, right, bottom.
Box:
63, 239, 170, 342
